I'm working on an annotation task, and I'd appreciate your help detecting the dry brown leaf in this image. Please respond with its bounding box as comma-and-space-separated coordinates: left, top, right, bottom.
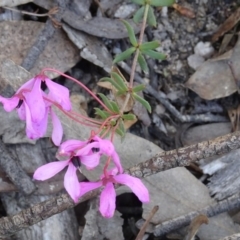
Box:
212, 7, 240, 43
185, 50, 236, 100
0, 0, 32, 7
0, 21, 80, 78
63, 11, 140, 39
228, 106, 240, 132
63, 23, 112, 72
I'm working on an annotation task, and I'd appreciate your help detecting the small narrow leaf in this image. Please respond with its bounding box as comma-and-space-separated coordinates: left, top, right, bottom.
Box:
122, 20, 138, 47
132, 84, 146, 92
131, 0, 145, 5
142, 50, 166, 60
133, 93, 152, 113
140, 41, 160, 51
98, 93, 115, 112
133, 6, 145, 23
111, 72, 128, 91
150, 0, 175, 7
122, 113, 137, 121
110, 101, 120, 113
116, 89, 128, 96
147, 6, 157, 27
113, 47, 136, 64
100, 77, 123, 91
138, 52, 149, 73
115, 119, 126, 138
94, 108, 111, 119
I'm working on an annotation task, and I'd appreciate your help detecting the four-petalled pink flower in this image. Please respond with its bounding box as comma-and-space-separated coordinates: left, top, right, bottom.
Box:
78, 168, 149, 218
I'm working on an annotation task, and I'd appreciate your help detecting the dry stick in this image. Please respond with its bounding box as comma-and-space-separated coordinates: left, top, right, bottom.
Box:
126, 130, 240, 178
153, 192, 240, 237
118, 62, 228, 123
135, 205, 159, 240
0, 139, 35, 195
0, 131, 239, 237
21, 0, 68, 71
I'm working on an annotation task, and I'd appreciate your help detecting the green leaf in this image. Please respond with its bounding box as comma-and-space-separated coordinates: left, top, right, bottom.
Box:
111, 72, 128, 91
116, 89, 128, 96
140, 41, 160, 51
98, 93, 114, 111
122, 20, 138, 47
131, 0, 145, 5
94, 108, 110, 119
122, 113, 137, 121
100, 77, 123, 91
133, 6, 145, 23
115, 119, 125, 139
109, 101, 120, 113
150, 0, 175, 7
133, 93, 152, 113
138, 52, 149, 73
142, 50, 166, 60
132, 84, 146, 92
147, 6, 157, 27
113, 47, 136, 64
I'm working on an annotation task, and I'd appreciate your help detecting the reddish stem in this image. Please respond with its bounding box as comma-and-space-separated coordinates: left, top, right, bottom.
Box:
41, 68, 114, 114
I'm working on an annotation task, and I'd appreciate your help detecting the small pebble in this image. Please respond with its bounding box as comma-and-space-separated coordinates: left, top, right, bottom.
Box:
194, 41, 214, 59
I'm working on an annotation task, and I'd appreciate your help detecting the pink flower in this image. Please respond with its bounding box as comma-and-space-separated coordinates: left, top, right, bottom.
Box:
79, 168, 150, 218
59, 136, 123, 173
0, 75, 71, 145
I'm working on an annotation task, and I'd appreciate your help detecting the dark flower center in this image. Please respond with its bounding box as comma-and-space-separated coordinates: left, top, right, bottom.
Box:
89, 139, 100, 153
71, 156, 81, 168
16, 99, 23, 108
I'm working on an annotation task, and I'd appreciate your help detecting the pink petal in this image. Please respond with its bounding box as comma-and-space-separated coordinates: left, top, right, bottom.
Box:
17, 78, 35, 93
33, 159, 69, 180
112, 151, 123, 174
45, 78, 71, 111
113, 174, 149, 203
24, 79, 46, 123
99, 182, 116, 218
50, 108, 63, 146
76, 142, 100, 156
59, 140, 86, 155
79, 181, 102, 197
0, 96, 19, 112
29, 106, 49, 139
64, 162, 80, 203
17, 103, 26, 120
81, 153, 101, 169
98, 139, 115, 156
24, 102, 39, 139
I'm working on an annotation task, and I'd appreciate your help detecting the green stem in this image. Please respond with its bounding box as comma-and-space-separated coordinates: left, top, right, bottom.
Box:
120, 4, 149, 114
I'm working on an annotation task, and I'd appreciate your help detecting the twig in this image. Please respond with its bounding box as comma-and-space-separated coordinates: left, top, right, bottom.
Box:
21, 0, 68, 71
153, 192, 240, 236
126, 130, 240, 178
135, 205, 159, 240
0, 131, 240, 237
2, 6, 57, 17
118, 62, 228, 123
0, 139, 35, 195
